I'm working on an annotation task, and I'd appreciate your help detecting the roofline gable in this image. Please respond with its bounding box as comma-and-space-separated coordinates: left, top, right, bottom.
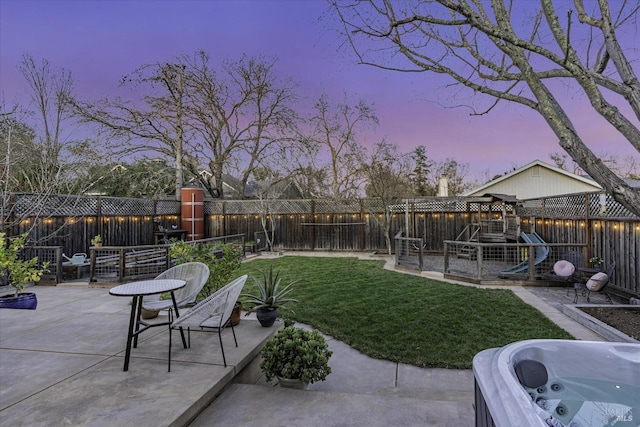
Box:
462, 159, 602, 196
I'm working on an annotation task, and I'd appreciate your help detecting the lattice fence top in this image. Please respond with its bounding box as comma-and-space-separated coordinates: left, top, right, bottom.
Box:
11, 194, 98, 217
6, 191, 639, 220
99, 197, 156, 215
205, 199, 225, 215
218, 199, 314, 215
518, 192, 639, 219
315, 199, 362, 213
405, 198, 468, 212
156, 200, 180, 215
8, 193, 170, 217
361, 199, 386, 212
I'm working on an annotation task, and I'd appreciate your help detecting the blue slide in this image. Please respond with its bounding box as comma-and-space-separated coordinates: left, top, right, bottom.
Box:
499, 232, 550, 275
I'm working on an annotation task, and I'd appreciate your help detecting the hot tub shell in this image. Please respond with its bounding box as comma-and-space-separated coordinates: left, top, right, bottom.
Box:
473, 339, 640, 427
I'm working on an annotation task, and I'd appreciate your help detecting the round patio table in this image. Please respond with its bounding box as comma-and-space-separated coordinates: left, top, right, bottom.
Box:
110, 279, 186, 371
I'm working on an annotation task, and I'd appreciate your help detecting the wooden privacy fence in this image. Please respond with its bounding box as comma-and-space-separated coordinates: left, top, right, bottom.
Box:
6, 193, 180, 255
5, 191, 639, 296
518, 192, 639, 298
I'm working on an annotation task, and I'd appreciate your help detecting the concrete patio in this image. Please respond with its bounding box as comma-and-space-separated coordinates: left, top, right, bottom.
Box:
0, 285, 278, 426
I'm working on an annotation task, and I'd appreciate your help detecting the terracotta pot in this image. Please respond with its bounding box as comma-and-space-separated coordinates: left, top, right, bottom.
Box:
141, 308, 159, 319
226, 301, 242, 327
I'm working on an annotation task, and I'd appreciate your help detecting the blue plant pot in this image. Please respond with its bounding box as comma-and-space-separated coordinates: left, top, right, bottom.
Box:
0, 293, 38, 310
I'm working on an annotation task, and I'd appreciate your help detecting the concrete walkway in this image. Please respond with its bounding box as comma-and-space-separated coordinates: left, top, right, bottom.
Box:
190, 252, 613, 426
0, 252, 618, 426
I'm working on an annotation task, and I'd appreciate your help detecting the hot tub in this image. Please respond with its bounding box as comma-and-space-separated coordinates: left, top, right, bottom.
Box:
473, 340, 640, 427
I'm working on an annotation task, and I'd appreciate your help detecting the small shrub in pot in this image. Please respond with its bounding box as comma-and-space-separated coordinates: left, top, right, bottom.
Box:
260, 326, 332, 385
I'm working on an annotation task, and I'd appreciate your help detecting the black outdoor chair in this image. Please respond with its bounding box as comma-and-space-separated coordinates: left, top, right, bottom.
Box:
544, 251, 583, 295
574, 262, 615, 304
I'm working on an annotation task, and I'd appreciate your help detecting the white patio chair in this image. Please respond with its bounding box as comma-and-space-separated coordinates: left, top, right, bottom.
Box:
168, 275, 247, 371
141, 262, 210, 317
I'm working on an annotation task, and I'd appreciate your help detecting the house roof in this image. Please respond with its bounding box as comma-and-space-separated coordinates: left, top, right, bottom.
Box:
462, 159, 602, 197
465, 193, 521, 204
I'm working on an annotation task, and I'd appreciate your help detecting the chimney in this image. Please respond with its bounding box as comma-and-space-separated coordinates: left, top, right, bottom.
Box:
437, 177, 449, 197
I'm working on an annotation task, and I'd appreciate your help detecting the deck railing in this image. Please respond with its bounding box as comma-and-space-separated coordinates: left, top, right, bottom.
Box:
89, 234, 246, 283
443, 241, 587, 283
18, 234, 247, 285
395, 231, 424, 270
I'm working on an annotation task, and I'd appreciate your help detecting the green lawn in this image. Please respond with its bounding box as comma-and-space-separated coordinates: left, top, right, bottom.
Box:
237, 256, 573, 369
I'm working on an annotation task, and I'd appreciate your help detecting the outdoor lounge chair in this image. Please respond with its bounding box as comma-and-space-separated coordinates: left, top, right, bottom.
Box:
141, 262, 210, 318
168, 274, 247, 371
574, 262, 615, 304
544, 251, 583, 295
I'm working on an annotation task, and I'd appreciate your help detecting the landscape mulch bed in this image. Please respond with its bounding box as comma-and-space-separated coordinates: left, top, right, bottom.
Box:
579, 307, 640, 341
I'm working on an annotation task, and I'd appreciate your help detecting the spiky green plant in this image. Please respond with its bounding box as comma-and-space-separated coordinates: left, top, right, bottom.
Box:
241, 264, 299, 313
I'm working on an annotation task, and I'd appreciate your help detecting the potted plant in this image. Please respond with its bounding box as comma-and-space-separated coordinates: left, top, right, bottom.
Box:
589, 256, 604, 270
90, 235, 103, 247
244, 240, 257, 254
0, 233, 49, 310
241, 265, 298, 327
260, 326, 332, 389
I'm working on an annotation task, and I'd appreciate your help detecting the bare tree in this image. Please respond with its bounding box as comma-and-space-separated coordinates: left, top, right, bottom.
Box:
614, 155, 640, 180
72, 62, 187, 200
182, 52, 299, 198
432, 158, 472, 196
332, 0, 640, 215
251, 166, 299, 252
1, 107, 37, 193
2, 56, 104, 237
549, 151, 583, 174
304, 94, 377, 198
362, 140, 412, 253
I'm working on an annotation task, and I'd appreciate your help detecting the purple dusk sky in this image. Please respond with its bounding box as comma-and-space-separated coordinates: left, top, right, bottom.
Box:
1, 0, 637, 181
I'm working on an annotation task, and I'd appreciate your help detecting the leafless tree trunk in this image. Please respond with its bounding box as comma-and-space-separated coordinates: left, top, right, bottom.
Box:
304, 95, 376, 198
182, 52, 299, 198
2, 56, 104, 237
332, 0, 640, 216
72, 62, 186, 200
361, 140, 412, 254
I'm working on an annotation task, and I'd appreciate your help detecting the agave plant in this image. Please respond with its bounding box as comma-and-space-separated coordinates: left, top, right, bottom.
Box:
241, 265, 299, 313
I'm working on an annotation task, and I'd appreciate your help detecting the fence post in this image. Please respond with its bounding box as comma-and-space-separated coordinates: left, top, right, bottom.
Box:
476, 244, 483, 280
96, 197, 103, 239
56, 246, 63, 284
118, 248, 125, 282
222, 201, 227, 237
444, 242, 450, 274
528, 244, 535, 281
310, 200, 316, 251
359, 199, 365, 251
